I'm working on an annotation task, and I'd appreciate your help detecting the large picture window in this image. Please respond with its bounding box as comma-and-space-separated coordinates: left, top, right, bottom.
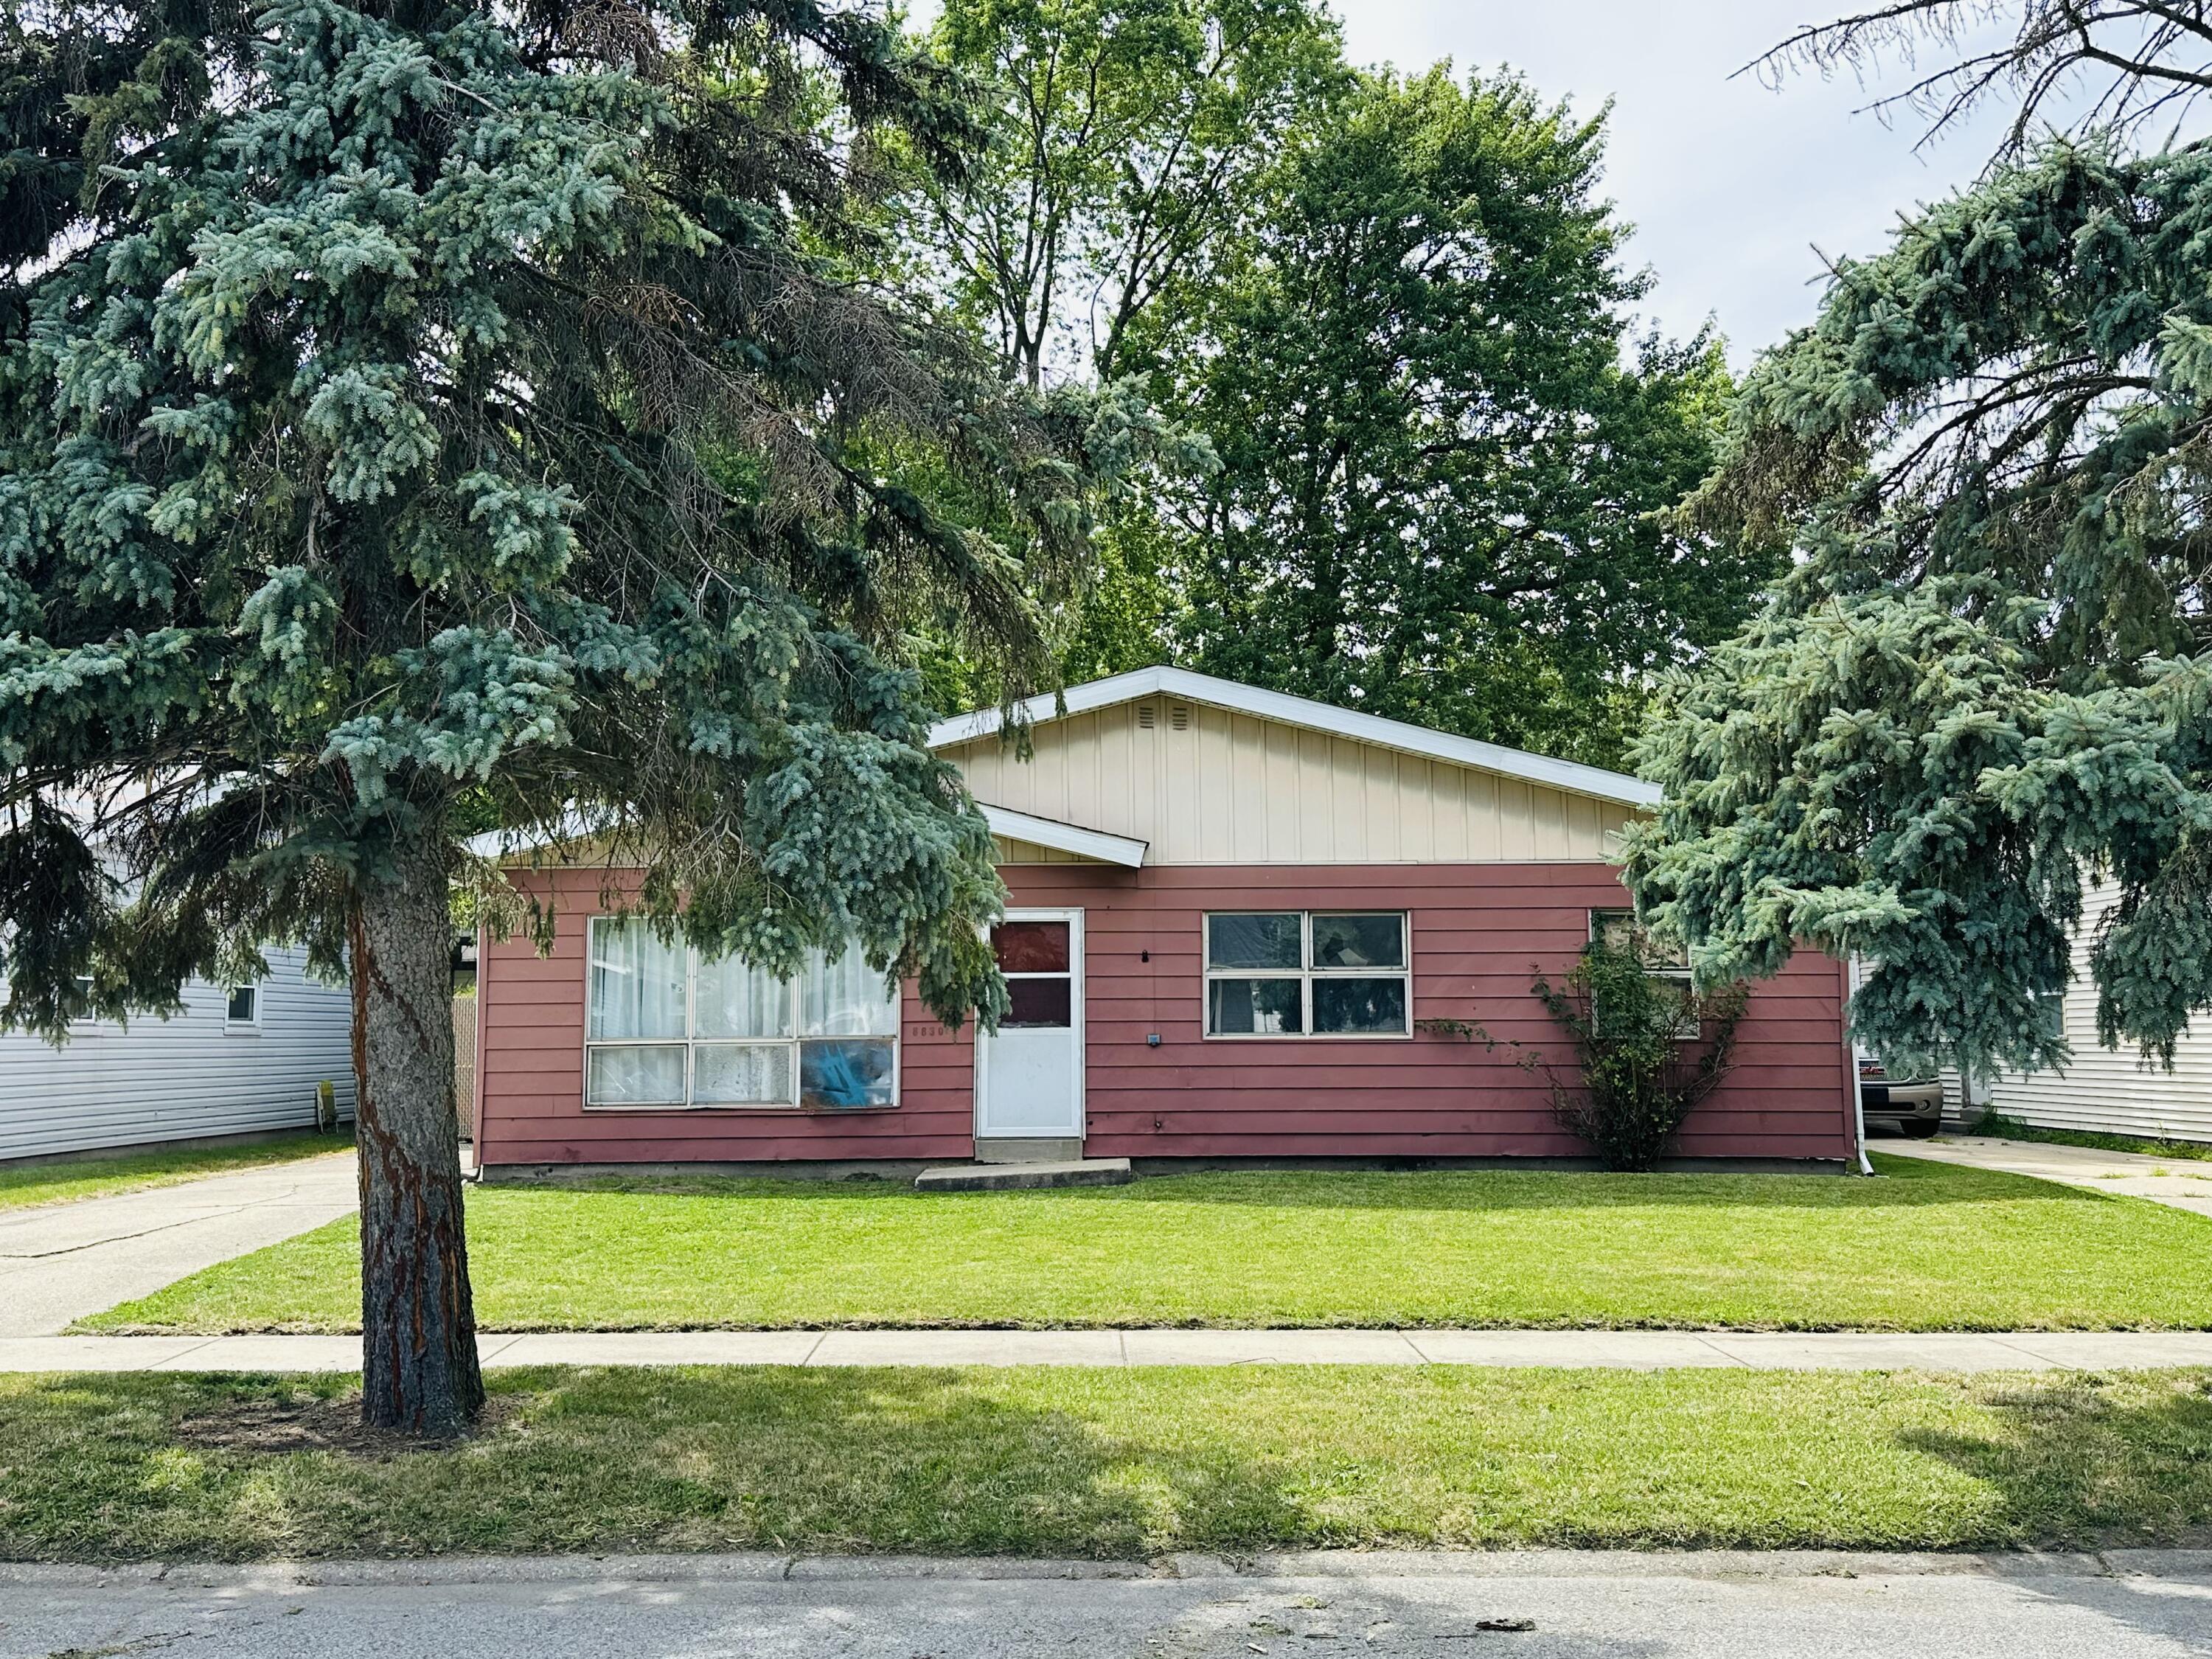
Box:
1203, 911, 1410, 1038
585, 918, 900, 1110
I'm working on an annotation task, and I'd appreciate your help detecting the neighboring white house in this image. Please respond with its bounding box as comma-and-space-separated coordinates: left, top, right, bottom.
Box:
1947, 883, 2212, 1144
0, 945, 356, 1161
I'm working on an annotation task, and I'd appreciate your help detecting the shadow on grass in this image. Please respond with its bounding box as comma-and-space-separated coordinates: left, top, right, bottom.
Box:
1902, 1373, 2212, 1548
529, 1157, 2127, 1216
0, 1367, 1313, 1562
1901, 1374, 2212, 1649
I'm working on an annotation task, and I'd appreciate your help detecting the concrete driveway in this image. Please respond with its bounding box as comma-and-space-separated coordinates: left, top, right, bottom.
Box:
4, 1550, 2209, 1658
0, 1152, 359, 1335
1882, 1134, 2212, 1220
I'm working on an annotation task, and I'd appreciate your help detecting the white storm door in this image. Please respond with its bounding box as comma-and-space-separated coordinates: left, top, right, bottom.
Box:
975, 910, 1085, 1140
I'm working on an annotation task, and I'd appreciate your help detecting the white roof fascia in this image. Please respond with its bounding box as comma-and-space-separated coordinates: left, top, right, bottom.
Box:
927, 666, 1663, 810
980, 804, 1148, 868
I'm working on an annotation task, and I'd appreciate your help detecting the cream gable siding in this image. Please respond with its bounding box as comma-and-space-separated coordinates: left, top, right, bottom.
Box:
1947, 883, 2212, 1144
947, 699, 1637, 865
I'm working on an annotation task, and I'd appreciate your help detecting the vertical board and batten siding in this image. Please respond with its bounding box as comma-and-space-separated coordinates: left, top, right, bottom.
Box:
0, 947, 356, 1161
476, 863, 1854, 1168
1949, 883, 2212, 1142
947, 700, 1633, 864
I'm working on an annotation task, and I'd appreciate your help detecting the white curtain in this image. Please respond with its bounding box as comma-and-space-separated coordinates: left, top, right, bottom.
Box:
694, 1042, 795, 1105
695, 953, 793, 1039
588, 919, 686, 1040
800, 947, 900, 1037
586, 1043, 686, 1106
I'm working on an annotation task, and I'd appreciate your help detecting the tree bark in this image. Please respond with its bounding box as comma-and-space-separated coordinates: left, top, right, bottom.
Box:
350, 834, 484, 1433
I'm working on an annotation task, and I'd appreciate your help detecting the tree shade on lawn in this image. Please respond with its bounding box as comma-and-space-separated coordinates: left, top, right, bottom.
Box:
0, 0, 1116, 1430
83, 1158, 2212, 1335
6, 1366, 2212, 1559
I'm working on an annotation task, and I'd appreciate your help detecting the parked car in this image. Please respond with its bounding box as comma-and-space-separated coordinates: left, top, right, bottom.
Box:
1858, 1057, 1944, 1138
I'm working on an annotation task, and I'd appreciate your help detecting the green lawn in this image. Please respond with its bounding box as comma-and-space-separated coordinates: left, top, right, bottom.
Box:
0, 1132, 350, 1213
4, 1365, 2211, 1560
83, 1152, 2212, 1333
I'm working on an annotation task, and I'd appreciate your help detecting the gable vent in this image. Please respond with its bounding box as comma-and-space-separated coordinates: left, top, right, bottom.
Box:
1169, 703, 1191, 731
1136, 703, 1155, 728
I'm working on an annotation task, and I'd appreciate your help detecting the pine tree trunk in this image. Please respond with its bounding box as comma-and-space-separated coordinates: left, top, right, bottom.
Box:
350, 835, 484, 1434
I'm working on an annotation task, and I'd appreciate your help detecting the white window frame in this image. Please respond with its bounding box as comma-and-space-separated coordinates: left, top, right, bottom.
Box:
1589, 909, 1699, 1040
1201, 911, 1412, 1040
581, 917, 902, 1112
223, 981, 263, 1034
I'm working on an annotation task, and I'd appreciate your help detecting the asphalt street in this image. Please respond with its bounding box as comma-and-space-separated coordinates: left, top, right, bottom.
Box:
3, 1551, 2209, 1658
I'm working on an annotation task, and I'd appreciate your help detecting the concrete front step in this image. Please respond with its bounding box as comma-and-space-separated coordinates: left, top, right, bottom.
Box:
914, 1158, 1133, 1192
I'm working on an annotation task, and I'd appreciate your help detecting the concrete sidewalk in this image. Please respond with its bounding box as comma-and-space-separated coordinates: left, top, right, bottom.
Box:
9, 1324, 2212, 1373
1883, 1133, 2212, 1218
0, 1153, 359, 1336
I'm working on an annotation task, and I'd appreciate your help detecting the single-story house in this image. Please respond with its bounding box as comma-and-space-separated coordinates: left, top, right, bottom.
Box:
0, 947, 356, 1163
1945, 880, 2212, 1144
471, 668, 1857, 1175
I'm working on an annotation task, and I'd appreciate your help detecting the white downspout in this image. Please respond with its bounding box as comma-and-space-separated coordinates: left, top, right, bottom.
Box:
1846, 956, 1873, 1175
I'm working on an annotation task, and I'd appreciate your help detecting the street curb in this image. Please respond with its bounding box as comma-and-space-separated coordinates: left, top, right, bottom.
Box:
4, 1547, 2208, 1590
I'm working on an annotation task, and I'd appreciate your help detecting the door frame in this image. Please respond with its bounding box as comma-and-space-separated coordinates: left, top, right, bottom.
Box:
974, 906, 1086, 1142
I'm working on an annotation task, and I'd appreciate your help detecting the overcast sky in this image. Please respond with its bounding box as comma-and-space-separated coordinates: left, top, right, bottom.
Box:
1335, 1, 2024, 364
902, 1, 2051, 363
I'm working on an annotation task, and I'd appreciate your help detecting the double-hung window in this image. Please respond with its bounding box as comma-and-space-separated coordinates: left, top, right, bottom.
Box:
585, 917, 900, 1110
1589, 908, 1697, 1037
1203, 911, 1410, 1037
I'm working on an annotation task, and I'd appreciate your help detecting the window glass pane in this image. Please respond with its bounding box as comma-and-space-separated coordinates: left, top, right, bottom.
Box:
693, 1042, 795, 1105
586, 1043, 686, 1106
1207, 978, 1304, 1034
588, 919, 687, 1040
1312, 976, 1408, 1034
1004, 977, 1073, 1029
1207, 914, 1301, 970
225, 985, 257, 1023
1312, 914, 1403, 970
801, 1038, 896, 1108
993, 921, 1069, 974
799, 947, 900, 1037
1590, 908, 1686, 968
695, 952, 793, 1039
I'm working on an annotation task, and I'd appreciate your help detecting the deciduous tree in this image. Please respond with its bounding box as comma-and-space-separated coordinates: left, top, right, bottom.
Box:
1143, 69, 1767, 767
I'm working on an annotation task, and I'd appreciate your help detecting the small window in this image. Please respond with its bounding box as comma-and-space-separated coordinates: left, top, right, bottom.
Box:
1589, 910, 1696, 1039
224, 983, 262, 1031
1204, 911, 1410, 1038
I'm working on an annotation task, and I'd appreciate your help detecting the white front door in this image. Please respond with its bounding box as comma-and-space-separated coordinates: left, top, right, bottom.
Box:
975, 909, 1085, 1141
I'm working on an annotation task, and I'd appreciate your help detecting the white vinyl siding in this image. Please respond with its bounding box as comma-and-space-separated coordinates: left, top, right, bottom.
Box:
1947, 882, 2212, 1144
0, 945, 355, 1161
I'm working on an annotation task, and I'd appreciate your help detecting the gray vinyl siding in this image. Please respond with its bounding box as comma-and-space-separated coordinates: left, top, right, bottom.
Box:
0, 946, 355, 1161
1943, 882, 2212, 1144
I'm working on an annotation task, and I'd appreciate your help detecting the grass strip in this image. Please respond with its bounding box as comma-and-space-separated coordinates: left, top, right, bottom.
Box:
1964, 1115, 2212, 1164
4, 1366, 2212, 1561
82, 1152, 2212, 1334
0, 1133, 351, 1214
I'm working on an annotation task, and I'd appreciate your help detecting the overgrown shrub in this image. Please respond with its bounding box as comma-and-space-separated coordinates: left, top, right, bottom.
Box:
1528, 931, 1749, 1172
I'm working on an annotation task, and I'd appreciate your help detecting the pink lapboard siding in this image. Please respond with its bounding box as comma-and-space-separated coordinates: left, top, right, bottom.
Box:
473, 862, 1854, 1169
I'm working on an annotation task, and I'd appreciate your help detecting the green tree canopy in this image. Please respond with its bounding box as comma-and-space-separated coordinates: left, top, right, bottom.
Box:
904, 0, 1343, 389
0, 0, 1110, 1430
1137, 69, 1768, 767
1623, 138, 2212, 1079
